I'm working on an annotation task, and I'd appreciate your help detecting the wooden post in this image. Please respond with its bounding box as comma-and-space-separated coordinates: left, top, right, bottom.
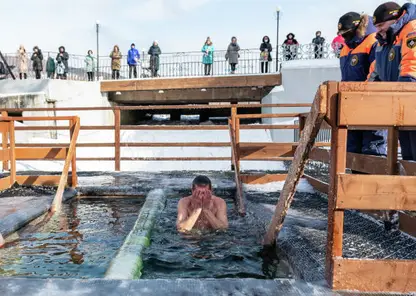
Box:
263, 85, 327, 245
231, 106, 237, 171
325, 126, 347, 286
51, 118, 80, 213
69, 118, 78, 187
8, 120, 16, 186
387, 127, 398, 175
383, 126, 399, 227
114, 109, 121, 171
235, 117, 241, 171
1, 111, 8, 171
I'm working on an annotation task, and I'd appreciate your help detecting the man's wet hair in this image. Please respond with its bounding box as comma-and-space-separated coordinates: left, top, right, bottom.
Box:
192, 175, 212, 189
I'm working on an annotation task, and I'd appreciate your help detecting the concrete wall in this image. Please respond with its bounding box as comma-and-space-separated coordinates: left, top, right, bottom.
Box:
0, 80, 113, 131
261, 59, 341, 142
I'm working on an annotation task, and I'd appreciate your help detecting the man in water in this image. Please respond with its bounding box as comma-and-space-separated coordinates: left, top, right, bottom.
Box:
177, 176, 228, 233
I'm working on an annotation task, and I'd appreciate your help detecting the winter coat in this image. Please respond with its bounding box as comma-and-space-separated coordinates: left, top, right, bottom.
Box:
202, 44, 214, 64
225, 43, 240, 64
312, 36, 325, 45
283, 35, 299, 59
340, 14, 377, 82
46, 57, 56, 73
369, 3, 416, 83
127, 48, 140, 66
56, 60, 65, 75
56, 47, 69, 73
85, 54, 96, 72
260, 38, 273, 61
110, 51, 122, 70
31, 47, 44, 71
148, 45, 162, 70
331, 35, 345, 52
17, 49, 28, 73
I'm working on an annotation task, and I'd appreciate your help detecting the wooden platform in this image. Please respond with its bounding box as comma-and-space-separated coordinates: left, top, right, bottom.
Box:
102, 74, 281, 105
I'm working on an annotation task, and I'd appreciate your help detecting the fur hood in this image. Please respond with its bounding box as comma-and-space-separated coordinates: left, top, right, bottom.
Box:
356, 14, 376, 39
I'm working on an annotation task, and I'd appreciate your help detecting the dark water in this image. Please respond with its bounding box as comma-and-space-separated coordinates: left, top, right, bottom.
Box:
0, 198, 143, 279
141, 195, 293, 279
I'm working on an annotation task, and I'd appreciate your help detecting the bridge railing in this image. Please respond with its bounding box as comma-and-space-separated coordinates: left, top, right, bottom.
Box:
1, 44, 339, 80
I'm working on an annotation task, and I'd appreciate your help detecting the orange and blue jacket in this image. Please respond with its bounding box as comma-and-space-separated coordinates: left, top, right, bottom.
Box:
368, 3, 416, 82
340, 21, 377, 81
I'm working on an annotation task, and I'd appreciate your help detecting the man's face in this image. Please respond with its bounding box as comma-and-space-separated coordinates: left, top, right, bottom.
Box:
131, 45, 135, 49
192, 185, 211, 200
375, 20, 396, 38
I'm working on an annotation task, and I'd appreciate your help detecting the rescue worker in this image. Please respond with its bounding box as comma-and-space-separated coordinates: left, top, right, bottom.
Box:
369, 2, 416, 161
338, 12, 387, 158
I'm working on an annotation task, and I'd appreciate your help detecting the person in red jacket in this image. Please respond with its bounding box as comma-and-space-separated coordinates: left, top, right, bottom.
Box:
331, 33, 345, 58
338, 12, 387, 158
368, 2, 416, 161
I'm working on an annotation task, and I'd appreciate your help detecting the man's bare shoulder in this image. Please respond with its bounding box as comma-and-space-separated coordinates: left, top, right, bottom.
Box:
212, 196, 227, 207
178, 196, 192, 205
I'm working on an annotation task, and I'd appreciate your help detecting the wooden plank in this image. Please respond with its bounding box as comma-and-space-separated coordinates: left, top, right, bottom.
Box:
229, 120, 245, 216
109, 87, 269, 104
303, 174, 329, 194
2, 103, 311, 113
15, 147, 68, 160
399, 211, 416, 237
263, 84, 328, 246
51, 117, 80, 214
4, 116, 75, 121
1, 117, 8, 171
239, 143, 295, 160
347, 153, 388, 175
338, 92, 416, 126
16, 175, 72, 186
339, 81, 416, 92
8, 121, 16, 185
241, 174, 287, 184
399, 160, 416, 176
336, 174, 416, 211
100, 74, 282, 92
0, 149, 10, 162
0, 176, 11, 190
70, 119, 78, 188
332, 258, 416, 293
114, 109, 121, 171
236, 113, 300, 119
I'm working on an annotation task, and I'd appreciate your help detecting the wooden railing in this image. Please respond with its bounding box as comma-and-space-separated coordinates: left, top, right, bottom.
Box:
0, 115, 79, 213
2, 103, 313, 172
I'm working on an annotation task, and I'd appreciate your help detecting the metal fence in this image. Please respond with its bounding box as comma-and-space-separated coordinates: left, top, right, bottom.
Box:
1, 43, 340, 81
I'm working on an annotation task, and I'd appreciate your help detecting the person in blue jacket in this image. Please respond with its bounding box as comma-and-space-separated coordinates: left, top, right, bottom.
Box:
338, 12, 387, 158
127, 43, 140, 79
368, 2, 416, 161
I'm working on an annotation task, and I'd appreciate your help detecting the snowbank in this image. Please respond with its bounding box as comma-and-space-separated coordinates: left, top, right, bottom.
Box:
243, 179, 315, 194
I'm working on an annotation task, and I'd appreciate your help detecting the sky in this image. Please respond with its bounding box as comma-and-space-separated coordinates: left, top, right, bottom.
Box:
0, 0, 412, 56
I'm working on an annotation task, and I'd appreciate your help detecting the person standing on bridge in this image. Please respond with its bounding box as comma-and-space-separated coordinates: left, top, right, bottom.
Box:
225, 37, 240, 74
202, 37, 214, 75
110, 45, 122, 80
368, 1, 416, 161
338, 12, 387, 159
127, 43, 140, 79
56, 46, 69, 79
31, 46, 43, 79
260, 36, 273, 73
312, 31, 325, 59
283, 33, 299, 61
148, 41, 161, 77
17, 45, 28, 80
85, 50, 96, 81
